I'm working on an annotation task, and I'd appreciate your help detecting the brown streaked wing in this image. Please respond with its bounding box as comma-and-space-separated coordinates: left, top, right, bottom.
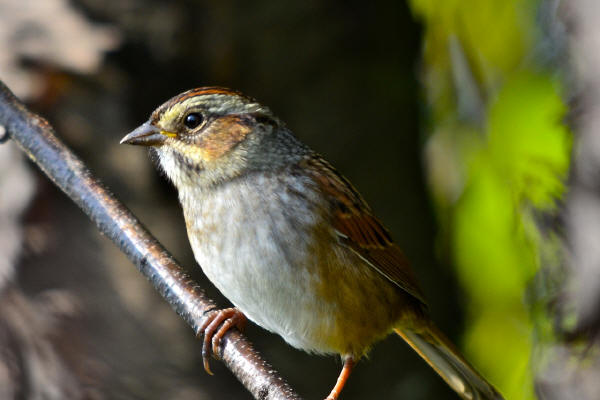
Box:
303, 156, 427, 305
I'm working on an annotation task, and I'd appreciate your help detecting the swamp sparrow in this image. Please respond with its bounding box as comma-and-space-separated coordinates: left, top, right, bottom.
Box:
121, 87, 503, 400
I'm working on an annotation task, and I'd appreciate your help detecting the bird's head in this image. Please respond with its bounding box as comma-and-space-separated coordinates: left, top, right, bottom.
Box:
121, 87, 306, 188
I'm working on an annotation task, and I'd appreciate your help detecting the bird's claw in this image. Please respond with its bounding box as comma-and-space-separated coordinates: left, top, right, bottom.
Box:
197, 307, 247, 375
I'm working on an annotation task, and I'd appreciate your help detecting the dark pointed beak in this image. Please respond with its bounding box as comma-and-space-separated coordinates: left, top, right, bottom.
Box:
120, 122, 168, 146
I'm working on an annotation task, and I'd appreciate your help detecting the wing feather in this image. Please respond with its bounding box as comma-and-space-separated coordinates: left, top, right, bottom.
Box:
302, 156, 427, 305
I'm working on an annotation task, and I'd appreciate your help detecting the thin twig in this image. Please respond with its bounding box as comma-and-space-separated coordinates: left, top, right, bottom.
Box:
0, 80, 302, 400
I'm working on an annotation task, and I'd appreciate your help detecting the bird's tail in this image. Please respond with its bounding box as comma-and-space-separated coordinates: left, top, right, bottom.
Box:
394, 324, 503, 400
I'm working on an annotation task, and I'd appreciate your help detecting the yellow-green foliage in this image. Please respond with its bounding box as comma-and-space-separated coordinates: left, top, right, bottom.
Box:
409, 1, 571, 399
410, 0, 534, 119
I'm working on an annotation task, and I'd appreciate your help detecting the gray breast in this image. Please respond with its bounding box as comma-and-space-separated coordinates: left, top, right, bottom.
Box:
181, 172, 333, 347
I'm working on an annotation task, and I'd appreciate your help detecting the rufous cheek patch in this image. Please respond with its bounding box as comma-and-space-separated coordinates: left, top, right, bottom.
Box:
198, 116, 252, 161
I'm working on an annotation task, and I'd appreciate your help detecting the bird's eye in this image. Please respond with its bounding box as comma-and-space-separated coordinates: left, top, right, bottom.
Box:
184, 112, 204, 129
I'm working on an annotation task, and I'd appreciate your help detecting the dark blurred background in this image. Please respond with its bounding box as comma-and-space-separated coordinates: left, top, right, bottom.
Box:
0, 1, 587, 399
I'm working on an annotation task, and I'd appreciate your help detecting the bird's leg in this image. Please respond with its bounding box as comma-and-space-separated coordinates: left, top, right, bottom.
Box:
197, 307, 247, 375
325, 356, 355, 400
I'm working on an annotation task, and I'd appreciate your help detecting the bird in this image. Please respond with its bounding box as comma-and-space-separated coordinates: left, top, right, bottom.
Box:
120, 87, 503, 400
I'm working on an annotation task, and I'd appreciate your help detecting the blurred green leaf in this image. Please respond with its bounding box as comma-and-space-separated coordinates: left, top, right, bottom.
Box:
487, 72, 570, 208
410, 1, 571, 399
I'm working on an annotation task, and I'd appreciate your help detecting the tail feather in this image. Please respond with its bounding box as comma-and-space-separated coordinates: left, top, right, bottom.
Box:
394, 325, 503, 400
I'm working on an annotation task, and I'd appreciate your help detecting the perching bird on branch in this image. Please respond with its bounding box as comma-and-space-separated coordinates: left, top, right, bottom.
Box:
121, 87, 503, 400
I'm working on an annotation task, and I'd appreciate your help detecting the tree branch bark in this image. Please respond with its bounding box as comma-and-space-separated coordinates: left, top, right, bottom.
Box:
0, 80, 302, 400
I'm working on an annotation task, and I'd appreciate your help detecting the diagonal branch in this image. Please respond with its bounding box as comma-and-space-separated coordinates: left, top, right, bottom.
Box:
0, 80, 302, 400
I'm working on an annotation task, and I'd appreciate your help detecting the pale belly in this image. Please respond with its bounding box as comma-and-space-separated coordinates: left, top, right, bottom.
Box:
181, 176, 414, 357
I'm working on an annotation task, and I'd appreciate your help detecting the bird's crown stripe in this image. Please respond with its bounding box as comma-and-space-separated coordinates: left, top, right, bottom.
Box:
174, 87, 253, 104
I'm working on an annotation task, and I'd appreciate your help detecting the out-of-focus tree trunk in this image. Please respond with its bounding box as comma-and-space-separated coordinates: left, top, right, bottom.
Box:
563, 0, 600, 336
536, 2, 600, 399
